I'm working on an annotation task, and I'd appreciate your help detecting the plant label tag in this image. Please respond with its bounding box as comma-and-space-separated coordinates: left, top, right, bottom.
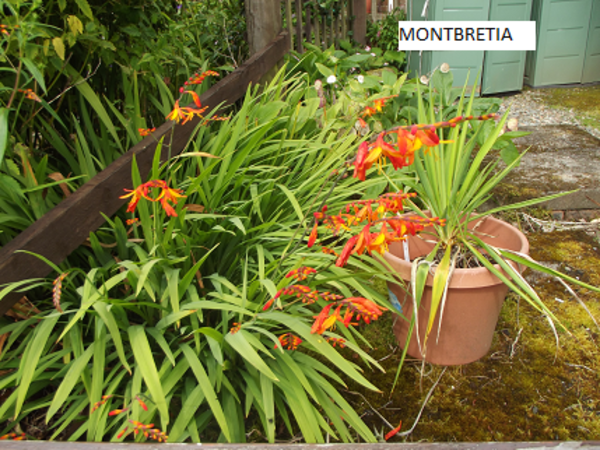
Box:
388, 288, 403, 314
398, 21, 537, 51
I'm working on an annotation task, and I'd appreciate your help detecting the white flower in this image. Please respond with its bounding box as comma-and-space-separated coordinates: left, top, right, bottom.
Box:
420, 75, 429, 85
371, 53, 376, 57
365, 46, 371, 51
326, 75, 337, 84
383, 62, 388, 66
357, 75, 365, 84
440, 62, 450, 73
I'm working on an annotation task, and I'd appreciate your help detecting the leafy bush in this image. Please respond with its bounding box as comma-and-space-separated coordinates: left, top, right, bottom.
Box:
0, 71, 394, 443
365, 8, 406, 71
0, 0, 248, 247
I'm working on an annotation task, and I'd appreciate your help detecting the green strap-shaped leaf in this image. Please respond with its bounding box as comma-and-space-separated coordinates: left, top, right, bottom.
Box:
180, 344, 231, 442
168, 385, 205, 442
92, 302, 131, 374
47, 343, 95, 421
14, 314, 60, 419
21, 57, 47, 93
261, 312, 378, 391
276, 184, 304, 221
58, 271, 128, 341
260, 373, 275, 443
224, 331, 278, 381
128, 326, 169, 426
426, 244, 453, 345
0, 107, 8, 166
146, 327, 176, 366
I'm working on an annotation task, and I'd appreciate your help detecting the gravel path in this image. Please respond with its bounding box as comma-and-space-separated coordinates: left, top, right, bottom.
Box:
497, 90, 600, 140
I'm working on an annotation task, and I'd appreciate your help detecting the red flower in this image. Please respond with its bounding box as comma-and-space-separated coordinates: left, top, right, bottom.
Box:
307, 222, 319, 247
275, 333, 303, 350
138, 127, 156, 137
120, 180, 186, 217
311, 304, 342, 334
285, 266, 317, 281
262, 298, 274, 311
336, 235, 358, 267
385, 420, 403, 441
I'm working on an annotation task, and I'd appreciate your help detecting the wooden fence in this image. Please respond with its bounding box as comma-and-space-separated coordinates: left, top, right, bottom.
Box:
283, 0, 367, 51
369, 0, 406, 21
0, 31, 290, 317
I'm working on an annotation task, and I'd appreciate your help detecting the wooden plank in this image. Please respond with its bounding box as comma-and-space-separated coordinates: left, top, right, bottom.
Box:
313, 13, 320, 47
286, 0, 294, 45
245, 0, 283, 55
352, 0, 367, 45
295, 0, 303, 52
342, 1, 347, 40
305, 6, 312, 45
0, 31, 290, 318
329, 10, 337, 46
334, 10, 340, 48
322, 13, 327, 47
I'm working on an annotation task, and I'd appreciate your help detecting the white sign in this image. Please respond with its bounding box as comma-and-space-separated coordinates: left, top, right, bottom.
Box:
398, 21, 536, 51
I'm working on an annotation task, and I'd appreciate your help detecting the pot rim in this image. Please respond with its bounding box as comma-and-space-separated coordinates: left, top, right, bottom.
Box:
383, 215, 530, 289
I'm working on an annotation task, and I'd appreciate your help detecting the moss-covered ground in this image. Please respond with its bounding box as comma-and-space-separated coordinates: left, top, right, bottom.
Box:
343, 217, 600, 442
535, 85, 600, 133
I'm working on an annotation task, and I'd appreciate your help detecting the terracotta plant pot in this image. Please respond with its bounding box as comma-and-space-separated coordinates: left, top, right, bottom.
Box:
384, 215, 529, 366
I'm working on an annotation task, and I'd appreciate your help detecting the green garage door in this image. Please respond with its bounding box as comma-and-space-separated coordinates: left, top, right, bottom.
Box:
481, 0, 533, 94
525, 0, 596, 86
582, 0, 600, 83
406, 0, 490, 93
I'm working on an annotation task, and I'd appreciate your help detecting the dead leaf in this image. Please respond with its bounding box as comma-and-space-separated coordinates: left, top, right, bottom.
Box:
184, 204, 205, 213
48, 172, 71, 197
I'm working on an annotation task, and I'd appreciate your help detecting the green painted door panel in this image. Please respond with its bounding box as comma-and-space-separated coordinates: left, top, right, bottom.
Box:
406, 0, 489, 92
582, 0, 600, 83
525, 0, 593, 86
482, 0, 533, 94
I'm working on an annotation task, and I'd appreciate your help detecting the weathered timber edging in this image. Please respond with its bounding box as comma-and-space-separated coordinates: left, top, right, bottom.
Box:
1, 440, 600, 449
0, 31, 290, 317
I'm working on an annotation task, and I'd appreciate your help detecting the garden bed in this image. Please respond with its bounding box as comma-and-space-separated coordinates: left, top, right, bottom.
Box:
344, 217, 600, 442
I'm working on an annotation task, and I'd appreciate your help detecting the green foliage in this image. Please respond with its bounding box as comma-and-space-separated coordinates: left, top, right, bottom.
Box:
389, 70, 600, 377
0, 0, 247, 247
0, 73, 391, 443
288, 40, 404, 87
366, 8, 406, 70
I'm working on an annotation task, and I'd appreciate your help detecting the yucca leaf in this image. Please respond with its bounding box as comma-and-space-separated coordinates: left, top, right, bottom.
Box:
425, 244, 453, 345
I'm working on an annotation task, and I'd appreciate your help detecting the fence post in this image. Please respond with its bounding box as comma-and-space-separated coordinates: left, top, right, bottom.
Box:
246, 0, 283, 55
352, 0, 367, 45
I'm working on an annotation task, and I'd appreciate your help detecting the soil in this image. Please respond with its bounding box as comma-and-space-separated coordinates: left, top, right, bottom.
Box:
344, 220, 600, 442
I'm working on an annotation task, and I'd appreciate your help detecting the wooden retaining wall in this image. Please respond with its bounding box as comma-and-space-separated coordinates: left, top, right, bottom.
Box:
0, 31, 290, 317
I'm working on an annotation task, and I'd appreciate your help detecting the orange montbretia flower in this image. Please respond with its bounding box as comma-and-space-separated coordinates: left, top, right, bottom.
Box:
286, 266, 317, 281
311, 297, 387, 334
184, 70, 219, 87
353, 126, 441, 181
120, 180, 186, 217
166, 99, 209, 125
138, 127, 156, 137
275, 333, 303, 350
